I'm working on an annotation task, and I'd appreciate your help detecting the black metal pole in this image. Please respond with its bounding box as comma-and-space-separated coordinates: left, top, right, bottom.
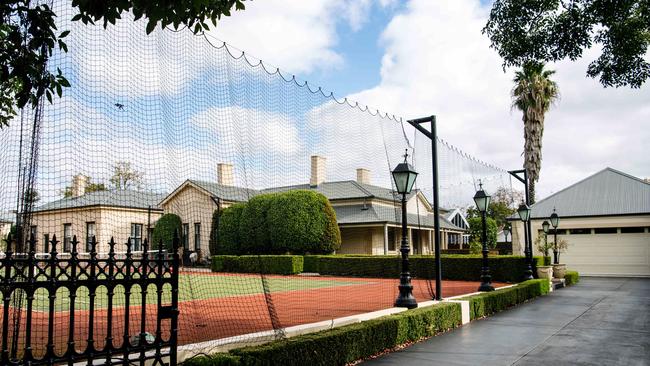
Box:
553, 229, 558, 264
407, 115, 442, 300
478, 210, 494, 291
509, 169, 534, 279
524, 169, 534, 275
431, 117, 442, 300
395, 192, 417, 309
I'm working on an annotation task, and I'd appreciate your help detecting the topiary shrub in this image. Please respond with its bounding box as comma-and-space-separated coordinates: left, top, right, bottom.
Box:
266, 190, 341, 254
208, 209, 220, 256
564, 270, 579, 286
217, 203, 246, 254
151, 213, 181, 250
238, 194, 274, 254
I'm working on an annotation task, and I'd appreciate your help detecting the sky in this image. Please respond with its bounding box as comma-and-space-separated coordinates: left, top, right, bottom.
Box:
210, 0, 650, 200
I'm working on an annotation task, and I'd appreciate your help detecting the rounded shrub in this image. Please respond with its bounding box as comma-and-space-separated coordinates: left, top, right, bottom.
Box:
152, 213, 182, 250
467, 216, 498, 249
238, 194, 274, 254
208, 209, 220, 256
267, 190, 341, 254
217, 203, 246, 254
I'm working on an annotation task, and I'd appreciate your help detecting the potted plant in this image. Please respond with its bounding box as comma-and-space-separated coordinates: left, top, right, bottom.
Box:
552, 238, 569, 279
535, 235, 553, 280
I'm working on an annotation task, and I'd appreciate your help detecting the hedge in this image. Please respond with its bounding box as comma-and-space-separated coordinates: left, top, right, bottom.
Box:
211, 255, 304, 275
462, 279, 550, 320
564, 270, 579, 286
217, 190, 341, 255
303, 255, 544, 283
151, 213, 182, 250
184, 302, 461, 366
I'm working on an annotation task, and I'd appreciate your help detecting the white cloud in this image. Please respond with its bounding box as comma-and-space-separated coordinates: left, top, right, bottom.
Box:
346, 0, 650, 199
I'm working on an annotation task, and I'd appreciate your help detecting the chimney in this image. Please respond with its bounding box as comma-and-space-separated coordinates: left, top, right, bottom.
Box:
310, 156, 326, 187
356, 168, 371, 185
71, 174, 88, 197
217, 163, 234, 186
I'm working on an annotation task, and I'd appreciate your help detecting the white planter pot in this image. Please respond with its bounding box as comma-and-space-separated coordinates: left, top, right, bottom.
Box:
553, 264, 567, 279
536, 265, 553, 281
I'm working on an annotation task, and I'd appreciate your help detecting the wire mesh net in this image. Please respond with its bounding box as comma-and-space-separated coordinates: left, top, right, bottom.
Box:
0, 2, 515, 363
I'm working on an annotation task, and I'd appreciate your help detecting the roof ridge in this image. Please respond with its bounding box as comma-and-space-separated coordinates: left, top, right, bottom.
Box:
604, 167, 650, 186
349, 180, 375, 198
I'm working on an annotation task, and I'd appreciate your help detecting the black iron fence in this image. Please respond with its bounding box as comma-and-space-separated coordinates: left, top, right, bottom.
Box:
0, 232, 179, 365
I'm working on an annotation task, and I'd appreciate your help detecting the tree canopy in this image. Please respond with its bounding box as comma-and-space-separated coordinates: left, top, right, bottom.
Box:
483, 0, 650, 88
0, 0, 246, 128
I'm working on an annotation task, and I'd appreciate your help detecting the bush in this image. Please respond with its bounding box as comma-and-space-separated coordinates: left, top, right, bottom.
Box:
467, 216, 498, 249
208, 209, 220, 256
151, 213, 182, 250
183, 354, 241, 366
267, 190, 341, 254
188, 302, 460, 366
212, 255, 304, 275
238, 194, 274, 254
304, 254, 543, 283
564, 270, 579, 286
463, 279, 550, 320
217, 203, 246, 254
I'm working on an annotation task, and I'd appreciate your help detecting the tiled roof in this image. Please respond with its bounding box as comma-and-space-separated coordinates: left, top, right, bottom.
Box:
189, 180, 258, 202
517, 168, 650, 219
34, 190, 166, 212
260, 180, 417, 202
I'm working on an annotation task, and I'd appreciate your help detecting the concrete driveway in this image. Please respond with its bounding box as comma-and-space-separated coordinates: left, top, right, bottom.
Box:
364, 277, 650, 366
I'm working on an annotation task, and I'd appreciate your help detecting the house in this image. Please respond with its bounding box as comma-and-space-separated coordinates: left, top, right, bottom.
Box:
0, 211, 14, 243
509, 168, 650, 277
444, 208, 470, 248
30, 175, 165, 253
161, 156, 466, 256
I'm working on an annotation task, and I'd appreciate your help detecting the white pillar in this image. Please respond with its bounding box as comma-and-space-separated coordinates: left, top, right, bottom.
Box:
383, 224, 389, 255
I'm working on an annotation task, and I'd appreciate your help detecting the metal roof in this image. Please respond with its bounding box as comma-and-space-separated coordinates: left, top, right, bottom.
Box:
334, 204, 464, 231
260, 180, 417, 202
525, 168, 650, 219
34, 190, 166, 212
189, 180, 258, 202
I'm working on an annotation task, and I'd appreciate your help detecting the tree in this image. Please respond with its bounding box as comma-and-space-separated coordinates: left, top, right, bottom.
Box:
0, 0, 246, 128
23, 188, 40, 205
62, 175, 106, 197
151, 213, 182, 251
483, 0, 650, 88
467, 216, 498, 250
512, 61, 559, 203
110, 161, 143, 190
466, 187, 519, 229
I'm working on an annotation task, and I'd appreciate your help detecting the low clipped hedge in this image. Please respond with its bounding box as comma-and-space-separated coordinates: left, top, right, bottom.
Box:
463, 279, 550, 320
211, 255, 304, 275
564, 270, 579, 286
184, 302, 461, 366
303, 255, 543, 283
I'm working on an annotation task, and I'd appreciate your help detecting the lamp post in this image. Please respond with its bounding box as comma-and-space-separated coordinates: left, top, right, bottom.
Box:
392, 150, 419, 309
542, 220, 550, 259
550, 208, 560, 264
517, 202, 533, 279
474, 182, 494, 292
503, 224, 511, 244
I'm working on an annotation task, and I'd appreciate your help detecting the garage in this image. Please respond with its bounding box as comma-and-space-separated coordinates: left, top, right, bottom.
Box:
510, 168, 650, 277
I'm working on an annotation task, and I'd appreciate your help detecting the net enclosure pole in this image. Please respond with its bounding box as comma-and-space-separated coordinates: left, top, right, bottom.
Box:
407, 115, 442, 300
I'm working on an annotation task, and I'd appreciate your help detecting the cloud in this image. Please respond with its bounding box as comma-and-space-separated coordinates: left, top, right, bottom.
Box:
345, 0, 650, 199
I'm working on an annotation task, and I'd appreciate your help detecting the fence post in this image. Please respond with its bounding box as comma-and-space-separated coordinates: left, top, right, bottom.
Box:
170, 231, 180, 366
23, 233, 37, 362
1, 233, 13, 365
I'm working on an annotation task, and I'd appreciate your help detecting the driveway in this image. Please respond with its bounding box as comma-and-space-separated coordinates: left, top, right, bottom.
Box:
364, 277, 650, 366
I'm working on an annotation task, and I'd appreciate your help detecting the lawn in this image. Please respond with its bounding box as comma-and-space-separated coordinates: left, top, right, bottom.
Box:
22, 273, 369, 312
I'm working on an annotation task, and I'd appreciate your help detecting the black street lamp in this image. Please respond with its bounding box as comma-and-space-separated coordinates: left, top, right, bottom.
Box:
392, 150, 418, 309
550, 208, 560, 264
474, 182, 494, 292
503, 224, 511, 243
542, 220, 550, 259
517, 202, 534, 280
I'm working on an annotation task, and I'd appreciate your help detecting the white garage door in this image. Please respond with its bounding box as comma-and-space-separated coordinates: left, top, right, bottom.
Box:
560, 232, 650, 277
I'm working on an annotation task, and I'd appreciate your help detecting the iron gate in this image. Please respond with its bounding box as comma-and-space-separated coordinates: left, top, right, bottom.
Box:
0, 232, 179, 365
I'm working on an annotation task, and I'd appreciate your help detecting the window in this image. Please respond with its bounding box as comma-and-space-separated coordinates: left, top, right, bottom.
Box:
130, 223, 143, 251
86, 222, 96, 252
182, 223, 189, 249
194, 223, 201, 251
63, 224, 72, 252
594, 227, 617, 234
568, 228, 591, 235
29, 225, 37, 240
621, 227, 645, 234
388, 228, 396, 251
43, 233, 49, 253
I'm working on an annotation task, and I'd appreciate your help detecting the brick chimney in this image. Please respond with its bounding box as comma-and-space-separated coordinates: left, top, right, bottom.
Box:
217, 163, 234, 186
310, 156, 326, 187
356, 168, 371, 185
71, 174, 88, 197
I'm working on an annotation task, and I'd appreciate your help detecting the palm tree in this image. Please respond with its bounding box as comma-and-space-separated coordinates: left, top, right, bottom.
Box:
512, 61, 559, 203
